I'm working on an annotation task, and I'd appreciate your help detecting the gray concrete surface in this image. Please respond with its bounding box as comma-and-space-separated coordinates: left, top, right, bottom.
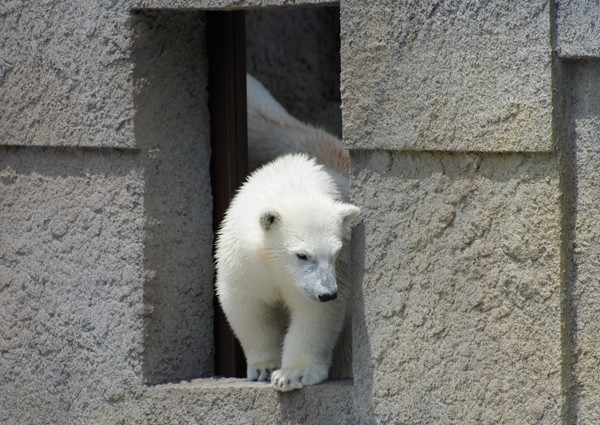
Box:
340, 0, 553, 152
350, 151, 562, 423
0, 1, 135, 148
0, 148, 146, 424
556, 0, 600, 58
1, 1, 599, 424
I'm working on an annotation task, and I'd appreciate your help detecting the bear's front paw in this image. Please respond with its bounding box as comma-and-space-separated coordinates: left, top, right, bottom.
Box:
271, 366, 328, 392
247, 361, 280, 381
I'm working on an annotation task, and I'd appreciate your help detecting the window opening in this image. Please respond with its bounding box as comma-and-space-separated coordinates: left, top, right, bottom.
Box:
208, 6, 342, 379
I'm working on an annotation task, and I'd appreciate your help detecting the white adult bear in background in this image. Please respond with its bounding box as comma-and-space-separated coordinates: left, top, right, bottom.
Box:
215, 154, 359, 391
247, 74, 349, 178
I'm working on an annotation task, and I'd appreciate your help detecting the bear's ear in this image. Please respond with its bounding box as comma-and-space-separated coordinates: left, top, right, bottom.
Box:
339, 204, 360, 227
259, 210, 281, 231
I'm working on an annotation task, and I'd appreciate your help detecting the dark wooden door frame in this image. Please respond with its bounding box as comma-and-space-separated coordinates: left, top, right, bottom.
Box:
207, 10, 248, 378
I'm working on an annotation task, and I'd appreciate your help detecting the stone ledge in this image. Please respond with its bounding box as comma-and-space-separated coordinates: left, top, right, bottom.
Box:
139, 377, 355, 424
151, 376, 353, 391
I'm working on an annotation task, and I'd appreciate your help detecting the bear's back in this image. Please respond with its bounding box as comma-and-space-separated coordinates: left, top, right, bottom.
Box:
233, 154, 343, 217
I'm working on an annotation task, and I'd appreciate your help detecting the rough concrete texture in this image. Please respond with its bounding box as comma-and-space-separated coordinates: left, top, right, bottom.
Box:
0, 1, 135, 148
340, 0, 553, 152
142, 379, 353, 425
247, 7, 342, 137
555, 0, 600, 58
350, 151, 562, 424
132, 9, 215, 385
0, 148, 146, 424
564, 60, 600, 424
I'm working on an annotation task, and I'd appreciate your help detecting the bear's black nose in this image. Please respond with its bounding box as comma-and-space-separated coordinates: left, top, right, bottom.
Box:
318, 292, 337, 302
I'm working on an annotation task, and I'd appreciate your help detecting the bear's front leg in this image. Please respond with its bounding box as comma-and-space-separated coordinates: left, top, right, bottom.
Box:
219, 292, 285, 381
272, 299, 345, 391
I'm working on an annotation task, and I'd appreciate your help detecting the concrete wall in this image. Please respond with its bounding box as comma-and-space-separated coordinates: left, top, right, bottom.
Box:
350, 151, 562, 423
1, 1, 599, 424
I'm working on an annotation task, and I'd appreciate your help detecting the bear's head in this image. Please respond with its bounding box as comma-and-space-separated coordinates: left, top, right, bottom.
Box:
259, 197, 360, 303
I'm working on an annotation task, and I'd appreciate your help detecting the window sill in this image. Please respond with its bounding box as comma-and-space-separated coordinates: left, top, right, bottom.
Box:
151, 376, 353, 392
144, 377, 355, 422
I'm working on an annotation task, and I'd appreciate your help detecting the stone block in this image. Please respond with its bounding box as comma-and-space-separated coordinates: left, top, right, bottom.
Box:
351, 150, 562, 423
62, 379, 352, 424
0, 1, 135, 148
0, 148, 146, 424
555, 0, 600, 58
340, 1, 553, 152
142, 379, 353, 425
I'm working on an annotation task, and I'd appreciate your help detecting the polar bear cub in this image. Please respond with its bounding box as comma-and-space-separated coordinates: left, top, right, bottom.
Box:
215, 154, 359, 391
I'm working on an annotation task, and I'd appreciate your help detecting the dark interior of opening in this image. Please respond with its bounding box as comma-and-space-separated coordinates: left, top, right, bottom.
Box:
207, 10, 248, 378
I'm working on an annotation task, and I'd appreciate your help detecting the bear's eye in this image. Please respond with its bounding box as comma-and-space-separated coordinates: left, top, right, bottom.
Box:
296, 253, 309, 261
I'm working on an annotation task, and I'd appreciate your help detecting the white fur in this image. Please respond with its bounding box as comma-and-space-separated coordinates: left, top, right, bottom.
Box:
215, 154, 359, 391
247, 74, 349, 178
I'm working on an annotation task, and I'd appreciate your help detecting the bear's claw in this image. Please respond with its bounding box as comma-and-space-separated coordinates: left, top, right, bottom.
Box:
271, 366, 328, 392
247, 362, 280, 381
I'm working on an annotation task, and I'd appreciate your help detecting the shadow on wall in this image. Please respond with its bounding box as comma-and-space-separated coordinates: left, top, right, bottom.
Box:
349, 221, 377, 424
133, 9, 215, 385
557, 58, 600, 423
